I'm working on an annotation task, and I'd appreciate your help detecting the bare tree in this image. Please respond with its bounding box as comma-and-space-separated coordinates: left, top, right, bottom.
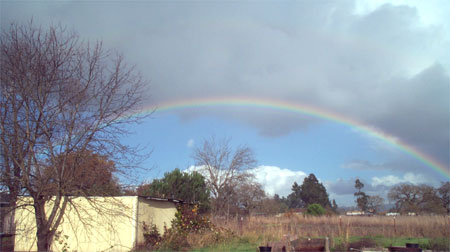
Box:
0, 21, 148, 251
192, 137, 257, 217
366, 195, 384, 214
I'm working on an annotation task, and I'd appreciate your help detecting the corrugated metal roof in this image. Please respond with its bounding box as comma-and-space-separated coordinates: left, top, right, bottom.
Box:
137, 195, 192, 204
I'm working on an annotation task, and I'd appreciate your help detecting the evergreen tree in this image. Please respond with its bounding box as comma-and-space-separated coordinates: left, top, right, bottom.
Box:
299, 174, 332, 208
332, 199, 339, 213
287, 182, 304, 208
138, 169, 210, 212
286, 174, 332, 209
354, 179, 369, 211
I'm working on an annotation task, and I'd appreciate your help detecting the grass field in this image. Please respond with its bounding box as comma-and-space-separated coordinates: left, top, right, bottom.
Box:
188, 237, 440, 252
185, 215, 450, 251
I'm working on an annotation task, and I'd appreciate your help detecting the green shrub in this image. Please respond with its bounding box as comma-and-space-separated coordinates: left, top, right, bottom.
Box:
306, 204, 326, 216
156, 204, 234, 251
172, 204, 212, 233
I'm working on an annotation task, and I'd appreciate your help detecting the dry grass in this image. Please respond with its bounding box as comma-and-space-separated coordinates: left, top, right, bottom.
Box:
212, 215, 450, 244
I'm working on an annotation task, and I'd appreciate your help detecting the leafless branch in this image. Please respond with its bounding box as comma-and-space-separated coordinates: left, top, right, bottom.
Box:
1, 20, 150, 250
192, 136, 257, 217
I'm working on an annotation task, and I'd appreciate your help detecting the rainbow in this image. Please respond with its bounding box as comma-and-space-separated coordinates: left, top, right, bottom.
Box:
130, 96, 450, 179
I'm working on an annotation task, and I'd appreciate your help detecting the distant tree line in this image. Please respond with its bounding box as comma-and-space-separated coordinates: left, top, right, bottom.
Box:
388, 182, 449, 215
18, 135, 446, 219
353, 179, 450, 215
38, 142, 449, 218
135, 137, 449, 218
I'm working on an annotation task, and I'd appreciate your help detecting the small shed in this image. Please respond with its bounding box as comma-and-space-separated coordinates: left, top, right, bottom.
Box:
0, 193, 15, 251
13, 196, 179, 252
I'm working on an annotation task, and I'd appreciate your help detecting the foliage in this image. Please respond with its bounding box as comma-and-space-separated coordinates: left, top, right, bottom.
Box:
141, 222, 161, 249
306, 203, 326, 216
54, 231, 76, 252
354, 179, 369, 211
154, 204, 208, 251
388, 183, 446, 214
438, 182, 450, 214
173, 204, 212, 233
272, 194, 289, 213
154, 204, 234, 251
45, 150, 121, 196
287, 174, 331, 209
260, 197, 288, 215
226, 180, 267, 215
137, 169, 210, 213
331, 199, 339, 213
157, 229, 191, 252
300, 174, 332, 208
354, 179, 364, 192
287, 182, 304, 208
353, 179, 385, 214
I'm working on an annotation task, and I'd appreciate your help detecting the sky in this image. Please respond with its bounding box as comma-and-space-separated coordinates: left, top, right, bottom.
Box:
1, 0, 449, 206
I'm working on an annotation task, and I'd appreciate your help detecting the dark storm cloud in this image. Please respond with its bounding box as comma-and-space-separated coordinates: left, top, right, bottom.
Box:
367, 65, 449, 167
2, 1, 449, 168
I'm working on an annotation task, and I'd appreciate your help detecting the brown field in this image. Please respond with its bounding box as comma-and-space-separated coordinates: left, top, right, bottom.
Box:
213, 214, 450, 242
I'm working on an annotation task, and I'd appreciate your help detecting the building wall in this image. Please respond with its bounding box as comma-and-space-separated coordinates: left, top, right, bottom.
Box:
14, 196, 138, 252
135, 198, 177, 246
0, 206, 15, 251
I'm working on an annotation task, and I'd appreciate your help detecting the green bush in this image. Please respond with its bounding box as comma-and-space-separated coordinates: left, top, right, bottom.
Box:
306, 203, 326, 216
155, 204, 233, 251
172, 204, 212, 233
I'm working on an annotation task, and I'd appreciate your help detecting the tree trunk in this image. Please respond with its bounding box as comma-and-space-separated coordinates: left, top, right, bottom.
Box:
34, 200, 52, 252
36, 231, 51, 252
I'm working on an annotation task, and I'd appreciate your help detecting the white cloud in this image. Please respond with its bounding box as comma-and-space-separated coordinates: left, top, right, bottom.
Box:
185, 165, 306, 197
371, 172, 429, 187
185, 165, 206, 175
186, 138, 195, 148
355, 0, 450, 27
249, 165, 307, 197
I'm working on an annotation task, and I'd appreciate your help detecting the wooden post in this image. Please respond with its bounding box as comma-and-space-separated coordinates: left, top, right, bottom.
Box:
238, 216, 243, 235
393, 216, 396, 235
325, 237, 330, 252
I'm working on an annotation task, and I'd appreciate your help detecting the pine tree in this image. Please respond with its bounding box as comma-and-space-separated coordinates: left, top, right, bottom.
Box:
299, 174, 331, 208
